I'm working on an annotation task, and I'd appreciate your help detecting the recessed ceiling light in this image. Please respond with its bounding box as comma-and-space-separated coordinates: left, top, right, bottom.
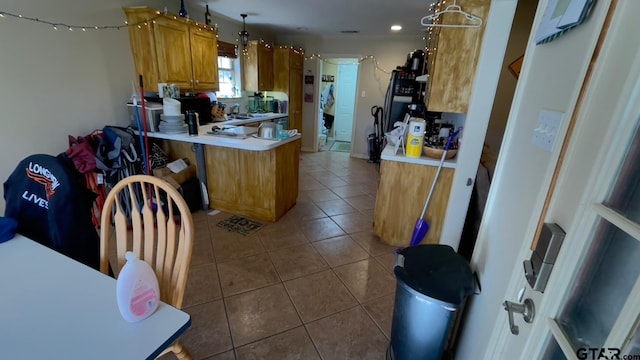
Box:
391, 25, 402, 31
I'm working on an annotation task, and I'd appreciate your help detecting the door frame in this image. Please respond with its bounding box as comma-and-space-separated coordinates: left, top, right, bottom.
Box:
311, 53, 362, 153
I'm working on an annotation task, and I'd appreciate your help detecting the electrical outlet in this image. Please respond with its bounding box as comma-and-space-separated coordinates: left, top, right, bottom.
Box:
532, 110, 563, 152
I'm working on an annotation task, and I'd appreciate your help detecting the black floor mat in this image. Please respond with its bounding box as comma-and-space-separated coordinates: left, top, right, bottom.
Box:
216, 215, 263, 236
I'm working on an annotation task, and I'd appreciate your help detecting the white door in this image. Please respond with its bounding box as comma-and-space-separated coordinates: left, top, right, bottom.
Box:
491, 1, 640, 358
334, 62, 358, 143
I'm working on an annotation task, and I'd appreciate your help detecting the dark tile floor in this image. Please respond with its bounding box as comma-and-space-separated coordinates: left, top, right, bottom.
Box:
162, 151, 398, 360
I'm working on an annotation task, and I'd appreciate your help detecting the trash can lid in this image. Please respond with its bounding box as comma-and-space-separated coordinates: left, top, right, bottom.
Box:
395, 244, 474, 306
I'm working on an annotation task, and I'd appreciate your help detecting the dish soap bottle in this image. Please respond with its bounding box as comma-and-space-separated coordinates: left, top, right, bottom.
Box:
116, 251, 160, 323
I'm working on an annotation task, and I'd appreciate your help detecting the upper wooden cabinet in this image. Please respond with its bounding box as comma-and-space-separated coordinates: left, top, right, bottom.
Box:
274, 47, 304, 131
425, 0, 490, 113
189, 28, 219, 90
243, 40, 274, 91
123, 7, 218, 92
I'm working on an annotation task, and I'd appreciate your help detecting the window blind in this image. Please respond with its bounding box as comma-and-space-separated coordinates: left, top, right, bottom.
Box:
217, 41, 237, 59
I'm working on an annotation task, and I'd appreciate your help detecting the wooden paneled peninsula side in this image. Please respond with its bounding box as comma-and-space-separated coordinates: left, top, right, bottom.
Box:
373, 146, 455, 247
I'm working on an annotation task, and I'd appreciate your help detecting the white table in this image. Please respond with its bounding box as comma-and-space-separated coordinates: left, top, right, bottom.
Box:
0, 235, 191, 360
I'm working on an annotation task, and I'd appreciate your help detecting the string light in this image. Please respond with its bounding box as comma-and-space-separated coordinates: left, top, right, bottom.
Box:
0, 10, 218, 33
304, 53, 391, 74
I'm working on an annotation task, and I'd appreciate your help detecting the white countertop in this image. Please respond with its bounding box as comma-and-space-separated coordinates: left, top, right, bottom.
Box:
381, 144, 457, 168
142, 112, 297, 151
144, 126, 300, 151
212, 112, 288, 126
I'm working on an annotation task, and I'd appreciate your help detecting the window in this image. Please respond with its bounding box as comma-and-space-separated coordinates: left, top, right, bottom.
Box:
545, 104, 640, 359
216, 41, 241, 99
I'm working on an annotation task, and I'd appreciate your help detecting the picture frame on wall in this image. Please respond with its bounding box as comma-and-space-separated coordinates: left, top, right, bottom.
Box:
535, 0, 595, 45
304, 74, 314, 103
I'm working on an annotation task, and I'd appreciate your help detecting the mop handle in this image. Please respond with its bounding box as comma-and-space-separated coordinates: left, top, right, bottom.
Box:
139, 75, 151, 175
419, 128, 461, 219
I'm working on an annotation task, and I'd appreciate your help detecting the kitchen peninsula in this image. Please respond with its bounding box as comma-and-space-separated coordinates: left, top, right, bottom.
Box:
147, 114, 300, 222
373, 145, 456, 247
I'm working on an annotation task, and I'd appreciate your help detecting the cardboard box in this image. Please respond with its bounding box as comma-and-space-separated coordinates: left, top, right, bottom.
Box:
153, 160, 196, 189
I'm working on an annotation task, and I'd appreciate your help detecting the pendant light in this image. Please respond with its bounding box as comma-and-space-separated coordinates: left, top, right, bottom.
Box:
239, 14, 249, 48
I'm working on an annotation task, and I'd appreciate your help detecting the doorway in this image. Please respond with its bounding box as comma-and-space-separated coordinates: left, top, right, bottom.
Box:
318, 58, 359, 153
457, 0, 538, 261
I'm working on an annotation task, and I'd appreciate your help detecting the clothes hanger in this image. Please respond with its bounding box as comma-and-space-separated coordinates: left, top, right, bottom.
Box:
420, 0, 483, 28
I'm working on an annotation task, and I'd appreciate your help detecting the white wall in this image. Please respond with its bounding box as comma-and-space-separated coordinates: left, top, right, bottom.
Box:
455, 0, 613, 357
484, 0, 537, 172
277, 35, 424, 157
0, 0, 164, 214
0, 0, 270, 214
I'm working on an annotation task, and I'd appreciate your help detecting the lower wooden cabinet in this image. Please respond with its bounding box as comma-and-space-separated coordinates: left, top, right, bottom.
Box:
204, 139, 300, 222
373, 159, 454, 247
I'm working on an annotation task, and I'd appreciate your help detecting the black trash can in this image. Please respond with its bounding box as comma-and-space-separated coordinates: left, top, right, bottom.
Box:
388, 244, 474, 360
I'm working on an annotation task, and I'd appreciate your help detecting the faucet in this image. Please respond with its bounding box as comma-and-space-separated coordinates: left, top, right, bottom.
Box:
228, 103, 240, 115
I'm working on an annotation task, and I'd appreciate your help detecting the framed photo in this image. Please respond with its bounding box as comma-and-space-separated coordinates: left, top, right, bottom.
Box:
535, 0, 595, 45
509, 55, 524, 79
304, 75, 314, 103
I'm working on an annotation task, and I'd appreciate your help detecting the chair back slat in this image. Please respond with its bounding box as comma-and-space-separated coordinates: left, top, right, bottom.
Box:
99, 175, 193, 307
172, 225, 189, 308
113, 196, 129, 270
163, 211, 177, 300
128, 183, 143, 257
154, 186, 168, 288
141, 185, 156, 266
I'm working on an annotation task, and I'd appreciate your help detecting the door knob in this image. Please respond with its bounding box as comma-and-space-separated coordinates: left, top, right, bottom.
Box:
503, 298, 535, 335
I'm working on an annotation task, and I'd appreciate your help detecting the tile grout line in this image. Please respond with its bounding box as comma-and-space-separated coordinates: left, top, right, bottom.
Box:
206, 215, 238, 357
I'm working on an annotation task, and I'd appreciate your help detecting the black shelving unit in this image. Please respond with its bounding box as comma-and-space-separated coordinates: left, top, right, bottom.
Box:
383, 68, 425, 133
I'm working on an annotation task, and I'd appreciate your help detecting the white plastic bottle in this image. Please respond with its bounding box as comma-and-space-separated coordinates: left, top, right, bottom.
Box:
116, 251, 160, 323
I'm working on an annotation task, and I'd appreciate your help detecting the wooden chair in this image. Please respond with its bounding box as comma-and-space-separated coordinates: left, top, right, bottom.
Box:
99, 175, 194, 360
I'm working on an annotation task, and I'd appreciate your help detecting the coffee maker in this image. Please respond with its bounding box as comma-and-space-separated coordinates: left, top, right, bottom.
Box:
406, 50, 425, 74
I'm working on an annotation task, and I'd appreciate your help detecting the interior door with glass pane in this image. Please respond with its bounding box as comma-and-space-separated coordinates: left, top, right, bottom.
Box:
535, 115, 640, 359
527, 74, 640, 358
496, 2, 640, 358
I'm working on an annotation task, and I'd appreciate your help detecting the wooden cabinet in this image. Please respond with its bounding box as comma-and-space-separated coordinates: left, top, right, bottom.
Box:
425, 0, 490, 113
153, 17, 192, 90
374, 159, 455, 247
204, 139, 300, 222
189, 27, 219, 90
123, 7, 218, 93
243, 40, 274, 91
274, 47, 304, 131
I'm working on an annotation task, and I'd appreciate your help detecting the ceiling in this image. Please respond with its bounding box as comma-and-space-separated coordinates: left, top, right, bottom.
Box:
202, 0, 434, 37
